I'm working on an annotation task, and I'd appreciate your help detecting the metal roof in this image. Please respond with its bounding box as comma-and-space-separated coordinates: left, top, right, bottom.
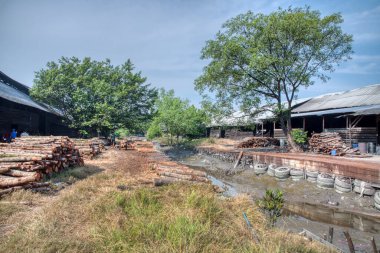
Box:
291, 104, 380, 117
292, 84, 380, 113
0, 72, 63, 116
210, 98, 310, 127
0, 80, 52, 112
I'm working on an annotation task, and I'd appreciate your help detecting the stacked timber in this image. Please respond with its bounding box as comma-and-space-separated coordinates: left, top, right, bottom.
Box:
119, 140, 135, 150
153, 163, 209, 185
309, 132, 360, 156
132, 141, 209, 185
236, 137, 280, 148
72, 138, 104, 159
0, 136, 82, 193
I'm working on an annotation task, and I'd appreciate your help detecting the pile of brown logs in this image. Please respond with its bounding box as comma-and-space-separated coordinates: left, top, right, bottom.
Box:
153, 161, 209, 186
236, 137, 280, 148
309, 132, 360, 156
119, 140, 135, 150
132, 140, 209, 186
72, 138, 104, 159
0, 136, 82, 194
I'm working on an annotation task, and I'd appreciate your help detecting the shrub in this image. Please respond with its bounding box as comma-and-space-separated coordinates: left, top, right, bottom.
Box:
257, 189, 284, 227
291, 129, 308, 145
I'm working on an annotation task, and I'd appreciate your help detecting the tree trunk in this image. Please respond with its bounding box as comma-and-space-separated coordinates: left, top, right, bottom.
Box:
280, 115, 301, 152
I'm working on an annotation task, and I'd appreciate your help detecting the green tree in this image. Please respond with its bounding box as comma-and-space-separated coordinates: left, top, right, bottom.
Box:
147, 89, 207, 144
31, 57, 157, 136
195, 7, 353, 151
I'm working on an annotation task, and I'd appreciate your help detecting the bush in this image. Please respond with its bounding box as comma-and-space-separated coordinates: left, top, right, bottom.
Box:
257, 189, 284, 227
291, 129, 308, 145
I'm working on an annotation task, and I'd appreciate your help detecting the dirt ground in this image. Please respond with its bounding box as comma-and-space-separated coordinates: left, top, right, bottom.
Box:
0, 148, 157, 239
0, 146, 332, 253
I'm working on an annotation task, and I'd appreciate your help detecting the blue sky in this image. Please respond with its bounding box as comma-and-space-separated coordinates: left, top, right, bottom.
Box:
0, 0, 379, 106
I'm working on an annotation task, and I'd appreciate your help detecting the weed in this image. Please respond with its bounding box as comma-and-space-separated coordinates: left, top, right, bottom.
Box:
257, 189, 284, 227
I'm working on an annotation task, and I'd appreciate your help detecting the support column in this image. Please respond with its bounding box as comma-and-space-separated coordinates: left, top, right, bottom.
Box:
322, 116, 325, 132
303, 117, 305, 130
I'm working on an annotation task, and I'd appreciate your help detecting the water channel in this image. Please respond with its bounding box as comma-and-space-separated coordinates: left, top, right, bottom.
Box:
161, 146, 380, 253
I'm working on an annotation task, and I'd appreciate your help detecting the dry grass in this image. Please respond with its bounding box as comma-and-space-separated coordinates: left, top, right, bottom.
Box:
0, 149, 333, 253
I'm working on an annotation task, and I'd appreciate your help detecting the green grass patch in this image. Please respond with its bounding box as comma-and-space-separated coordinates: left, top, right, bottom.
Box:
0, 179, 331, 253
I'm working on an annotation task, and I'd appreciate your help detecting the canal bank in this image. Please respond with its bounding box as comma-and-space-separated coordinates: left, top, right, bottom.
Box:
160, 145, 380, 253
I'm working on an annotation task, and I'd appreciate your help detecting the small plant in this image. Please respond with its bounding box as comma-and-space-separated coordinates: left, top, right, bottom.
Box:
257, 189, 284, 227
207, 137, 216, 144
291, 129, 308, 145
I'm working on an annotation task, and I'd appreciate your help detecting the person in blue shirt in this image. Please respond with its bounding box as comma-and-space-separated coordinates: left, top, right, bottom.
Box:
10, 129, 17, 140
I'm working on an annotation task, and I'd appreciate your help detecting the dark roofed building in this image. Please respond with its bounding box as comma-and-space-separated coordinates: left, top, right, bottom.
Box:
291, 84, 380, 149
0, 71, 77, 137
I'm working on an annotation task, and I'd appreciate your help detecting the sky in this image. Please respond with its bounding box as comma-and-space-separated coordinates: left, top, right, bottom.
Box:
0, 0, 379, 106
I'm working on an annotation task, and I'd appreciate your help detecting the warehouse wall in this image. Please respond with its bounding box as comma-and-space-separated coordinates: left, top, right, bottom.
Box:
0, 98, 77, 137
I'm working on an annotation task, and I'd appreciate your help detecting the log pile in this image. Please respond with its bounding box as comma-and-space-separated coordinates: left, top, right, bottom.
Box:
309, 132, 360, 156
0, 136, 82, 193
153, 163, 209, 186
72, 138, 105, 159
132, 141, 209, 185
236, 137, 280, 148
119, 140, 135, 150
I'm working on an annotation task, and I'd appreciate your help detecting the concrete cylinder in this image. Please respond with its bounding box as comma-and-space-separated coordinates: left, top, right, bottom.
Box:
358, 142, 367, 154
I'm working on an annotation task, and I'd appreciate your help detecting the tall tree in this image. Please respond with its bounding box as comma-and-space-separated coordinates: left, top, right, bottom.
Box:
31, 57, 157, 136
195, 7, 353, 150
147, 89, 207, 144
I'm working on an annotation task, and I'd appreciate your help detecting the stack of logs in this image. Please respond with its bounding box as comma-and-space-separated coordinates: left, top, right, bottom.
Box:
236, 137, 280, 148
119, 140, 135, 150
309, 132, 360, 156
153, 161, 209, 186
72, 138, 105, 159
133, 141, 209, 186
0, 136, 82, 194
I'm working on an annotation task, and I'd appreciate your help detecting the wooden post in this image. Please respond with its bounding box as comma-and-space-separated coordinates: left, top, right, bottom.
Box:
370, 236, 378, 253
328, 227, 334, 243
343, 231, 355, 253
261, 123, 264, 137
349, 117, 352, 146
303, 117, 306, 130
233, 151, 244, 170
322, 116, 325, 132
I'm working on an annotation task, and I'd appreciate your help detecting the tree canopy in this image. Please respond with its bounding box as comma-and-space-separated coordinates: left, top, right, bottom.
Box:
31, 57, 157, 136
147, 89, 208, 143
195, 6, 353, 149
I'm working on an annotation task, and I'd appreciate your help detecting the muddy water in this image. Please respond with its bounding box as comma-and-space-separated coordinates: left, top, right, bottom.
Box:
164, 148, 380, 253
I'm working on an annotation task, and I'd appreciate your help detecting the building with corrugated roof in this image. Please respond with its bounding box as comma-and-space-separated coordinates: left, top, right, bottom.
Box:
291, 84, 380, 147
0, 71, 77, 137
207, 84, 380, 149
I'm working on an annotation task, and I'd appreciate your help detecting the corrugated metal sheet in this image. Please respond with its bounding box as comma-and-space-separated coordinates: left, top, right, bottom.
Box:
0, 81, 51, 112
292, 84, 380, 113
210, 98, 310, 127
291, 104, 380, 117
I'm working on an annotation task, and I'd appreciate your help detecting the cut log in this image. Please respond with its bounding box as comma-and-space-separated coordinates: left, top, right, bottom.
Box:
0, 174, 39, 188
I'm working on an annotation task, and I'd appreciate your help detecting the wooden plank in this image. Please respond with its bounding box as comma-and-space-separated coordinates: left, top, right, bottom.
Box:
299, 229, 344, 253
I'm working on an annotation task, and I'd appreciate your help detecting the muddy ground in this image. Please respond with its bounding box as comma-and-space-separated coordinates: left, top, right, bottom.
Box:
162, 145, 380, 253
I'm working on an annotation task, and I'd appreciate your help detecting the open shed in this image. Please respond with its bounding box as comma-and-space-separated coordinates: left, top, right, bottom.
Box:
0, 71, 77, 137
291, 84, 380, 149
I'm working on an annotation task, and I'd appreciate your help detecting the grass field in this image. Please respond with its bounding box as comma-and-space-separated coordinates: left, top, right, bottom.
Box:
0, 150, 332, 253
